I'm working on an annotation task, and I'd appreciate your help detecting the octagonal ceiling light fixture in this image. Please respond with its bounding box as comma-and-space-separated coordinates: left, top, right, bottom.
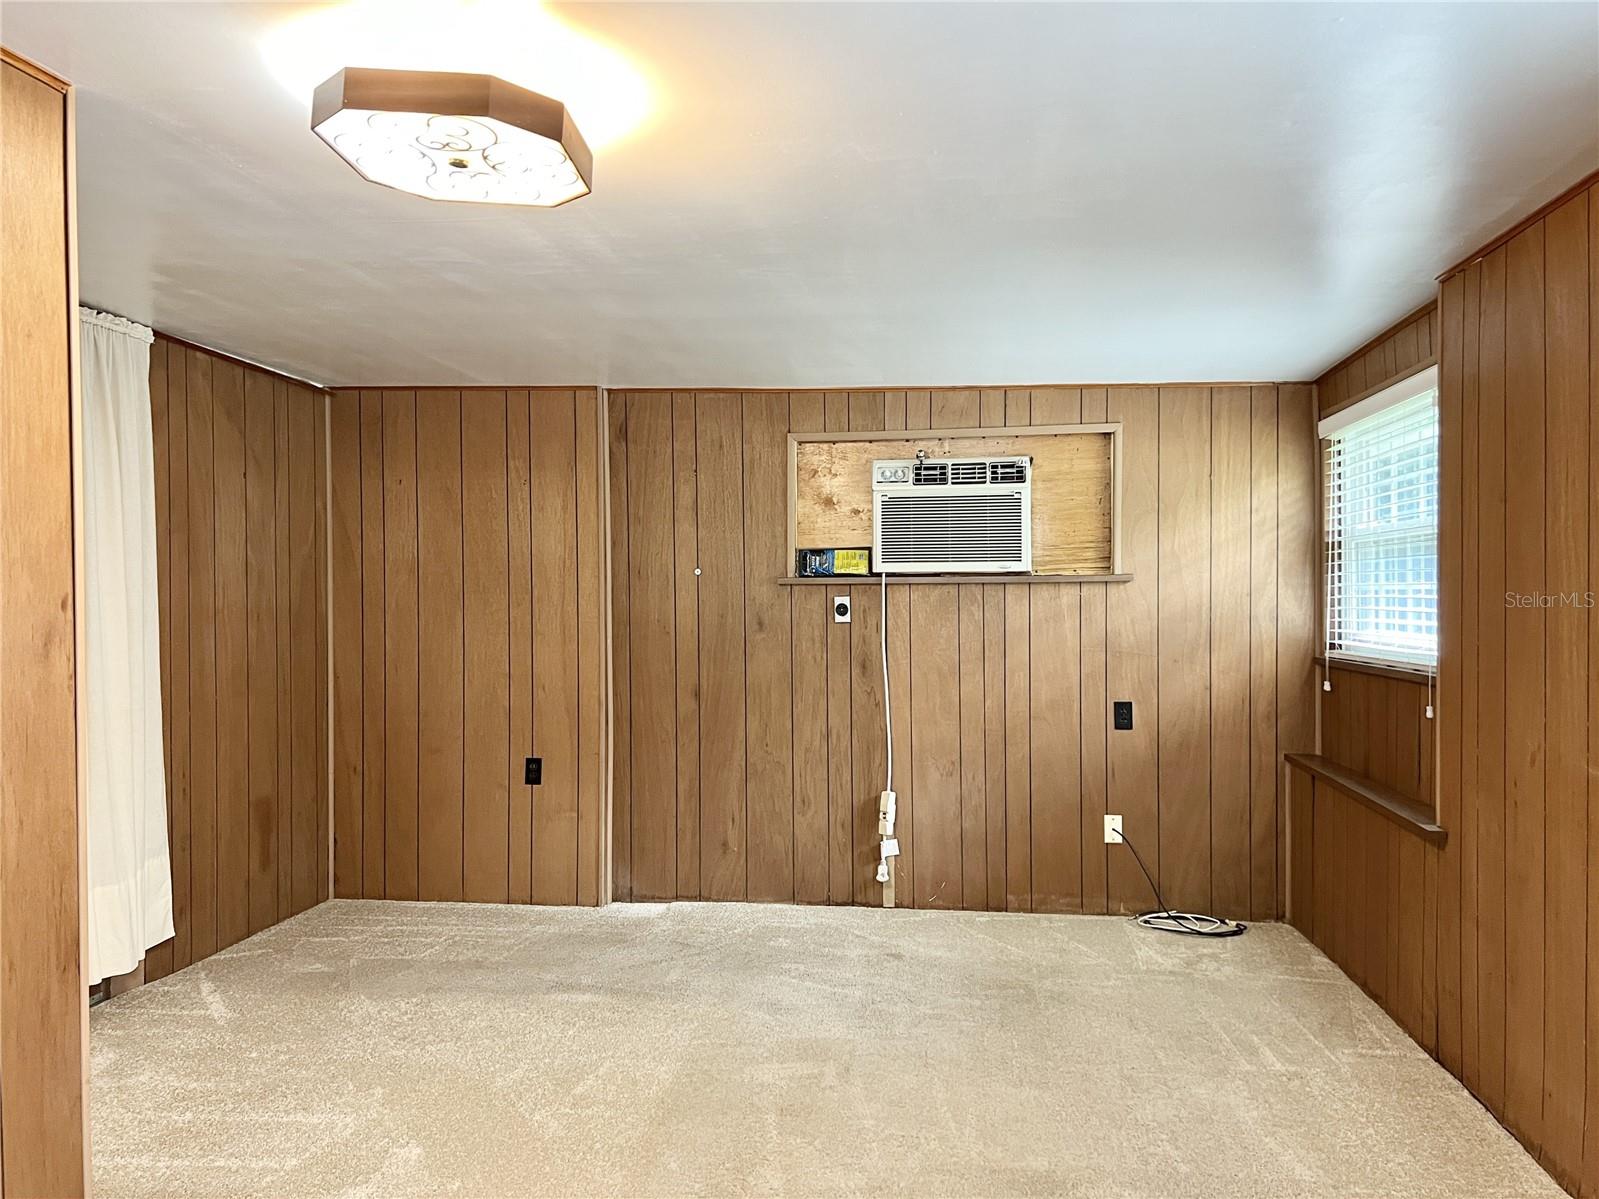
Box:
311, 67, 592, 207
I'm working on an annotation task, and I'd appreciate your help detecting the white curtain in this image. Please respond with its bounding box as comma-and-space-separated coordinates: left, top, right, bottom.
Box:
81, 307, 173, 985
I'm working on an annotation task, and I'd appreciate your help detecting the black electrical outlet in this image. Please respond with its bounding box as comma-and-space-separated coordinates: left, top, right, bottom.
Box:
1113, 701, 1134, 731
524, 757, 542, 786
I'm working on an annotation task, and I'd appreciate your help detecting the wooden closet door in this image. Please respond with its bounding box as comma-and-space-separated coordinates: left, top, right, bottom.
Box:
0, 48, 88, 1199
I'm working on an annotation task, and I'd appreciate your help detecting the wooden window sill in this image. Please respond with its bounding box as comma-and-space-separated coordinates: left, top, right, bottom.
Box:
1284, 753, 1446, 845
1316, 656, 1435, 685
778, 573, 1132, 586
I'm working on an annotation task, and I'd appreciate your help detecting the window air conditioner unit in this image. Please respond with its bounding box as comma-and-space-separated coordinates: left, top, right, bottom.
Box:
871, 456, 1032, 574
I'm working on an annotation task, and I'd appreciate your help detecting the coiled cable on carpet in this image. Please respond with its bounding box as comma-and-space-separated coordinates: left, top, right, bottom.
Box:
1119, 830, 1247, 938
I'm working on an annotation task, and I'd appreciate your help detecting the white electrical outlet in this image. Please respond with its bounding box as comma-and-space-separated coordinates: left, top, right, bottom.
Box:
833, 595, 851, 623
1104, 814, 1124, 844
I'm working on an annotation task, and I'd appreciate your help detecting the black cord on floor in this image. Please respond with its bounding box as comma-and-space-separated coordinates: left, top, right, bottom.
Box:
1119, 831, 1247, 938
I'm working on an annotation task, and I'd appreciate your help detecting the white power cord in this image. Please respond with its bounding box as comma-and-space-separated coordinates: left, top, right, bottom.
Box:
875, 571, 899, 901
881, 570, 892, 795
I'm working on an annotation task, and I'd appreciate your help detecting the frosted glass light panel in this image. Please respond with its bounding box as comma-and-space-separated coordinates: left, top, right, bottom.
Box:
312, 68, 592, 208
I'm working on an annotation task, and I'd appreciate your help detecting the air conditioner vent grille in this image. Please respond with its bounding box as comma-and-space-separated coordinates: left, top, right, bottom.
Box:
871, 456, 1033, 574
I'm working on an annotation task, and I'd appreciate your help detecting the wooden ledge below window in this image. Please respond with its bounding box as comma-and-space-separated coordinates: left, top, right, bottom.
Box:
1284, 753, 1447, 845
779, 573, 1132, 586
1316, 655, 1435, 685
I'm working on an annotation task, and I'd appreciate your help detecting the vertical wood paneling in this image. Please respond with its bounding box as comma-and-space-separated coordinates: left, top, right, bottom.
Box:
330, 392, 362, 899
507, 392, 534, 904
910, 586, 962, 908
1460, 260, 1483, 1097
1478, 246, 1510, 1114
697, 393, 747, 899
1317, 303, 1439, 418
849, 576, 888, 905
316, 401, 330, 907
274, 381, 292, 921
1248, 386, 1280, 920
1437, 270, 1466, 1072
744, 393, 794, 901
850, 395, 889, 907
1029, 579, 1081, 913
608, 394, 633, 901
462, 392, 510, 903
1210, 386, 1252, 920
612, 383, 1313, 923
626, 394, 677, 899
983, 585, 1008, 911
359, 392, 387, 899
416, 392, 464, 902
1308, 182, 1599, 1199
246, 369, 281, 927
289, 387, 321, 914
143, 336, 328, 978
213, 362, 249, 949
1028, 389, 1082, 914
789, 393, 829, 904
187, 350, 218, 959
1158, 386, 1212, 913
1078, 390, 1109, 915
1502, 223, 1546, 1147
671, 393, 701, 899
1106, 387, 1160, 915
532, 391, 580, 905
1003, 389, 1032, 910
824, 396, 854, 904
958, 585, 986, 908
578, 391, 608, 905
886, 578, 914, 905
381, 392, 420, 900
329, 387, 609, 908
1277, 382, 1319, 918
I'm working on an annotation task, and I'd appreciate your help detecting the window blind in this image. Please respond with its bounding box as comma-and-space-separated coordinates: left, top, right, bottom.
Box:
1323, 385, 1439, 669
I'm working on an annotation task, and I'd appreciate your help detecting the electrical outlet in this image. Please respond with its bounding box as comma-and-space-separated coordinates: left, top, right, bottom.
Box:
1113, 700, 1133, 730
833, 595, 851, 623
1104, 814, 1124, 844
524, 757, 542, 786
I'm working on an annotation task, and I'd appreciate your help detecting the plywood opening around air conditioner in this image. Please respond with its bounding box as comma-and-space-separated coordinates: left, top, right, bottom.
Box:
787, 423, 1122, 577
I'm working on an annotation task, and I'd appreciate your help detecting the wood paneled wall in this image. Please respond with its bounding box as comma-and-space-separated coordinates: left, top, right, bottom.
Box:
0, 49, 87, 1199
1320, 666, 1433, 805
142, 335, 331, 983
1316, 302, 1439, 418
326, 389, 610, 906
1315, 300, 1441, 805
1295, 175, 1599, 1198
609, 387, 1318, 919
1287, 763, 1441, 1051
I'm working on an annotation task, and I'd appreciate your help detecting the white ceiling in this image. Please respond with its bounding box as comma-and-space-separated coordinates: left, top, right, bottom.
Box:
4, 1, 1597, 389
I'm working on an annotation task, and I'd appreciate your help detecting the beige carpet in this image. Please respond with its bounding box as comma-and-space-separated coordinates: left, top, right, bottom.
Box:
90, 900, 1558, 1198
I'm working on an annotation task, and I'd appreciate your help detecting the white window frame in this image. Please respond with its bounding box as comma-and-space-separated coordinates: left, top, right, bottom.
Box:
1319, 365, 1439, 673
